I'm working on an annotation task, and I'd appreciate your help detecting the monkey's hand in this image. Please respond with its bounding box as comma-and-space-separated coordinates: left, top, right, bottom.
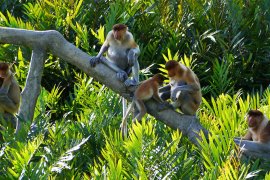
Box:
89, 56, 102, 67
116, 71, 128, 82
127, 50, 137, 66
124, 79, 138, 87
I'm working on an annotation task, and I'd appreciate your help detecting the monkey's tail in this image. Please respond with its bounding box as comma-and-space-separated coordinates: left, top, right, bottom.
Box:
120, 100, 135, 138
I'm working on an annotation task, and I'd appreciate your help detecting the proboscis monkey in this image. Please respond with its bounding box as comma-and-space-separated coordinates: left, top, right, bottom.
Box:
89, 24, 140, 119
0, 62, 20, 138
90, 23, 140, 86
120, 74, 165, 137
243, 110, 270, 144
162, 60, 201, 115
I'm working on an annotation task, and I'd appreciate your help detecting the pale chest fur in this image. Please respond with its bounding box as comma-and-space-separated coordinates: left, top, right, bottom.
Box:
107, 39, 131, 69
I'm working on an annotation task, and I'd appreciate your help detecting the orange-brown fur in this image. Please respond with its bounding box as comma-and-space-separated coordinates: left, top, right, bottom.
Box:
120, 74, 164, 137
243, 110, 270, 144
165, 60, 201, 115
132, 74, 164, 121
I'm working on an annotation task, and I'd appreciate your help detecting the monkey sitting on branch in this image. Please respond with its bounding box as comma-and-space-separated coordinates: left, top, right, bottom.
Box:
89, 23, 140, 121
89, 24, 140, 87
243, 110, 270, 144
233, 110, 270, 159
120, 74, 165, 137
0, 62, 20, 135
160, 60, 202, 115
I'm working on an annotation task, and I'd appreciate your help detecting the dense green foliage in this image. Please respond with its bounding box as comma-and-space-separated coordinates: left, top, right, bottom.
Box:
0, 0, 270, 179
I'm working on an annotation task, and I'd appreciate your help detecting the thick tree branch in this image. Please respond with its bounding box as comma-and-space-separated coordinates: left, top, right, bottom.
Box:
0, 27, 207, 146
234, 138, 270, 160
17, 48, 46, 126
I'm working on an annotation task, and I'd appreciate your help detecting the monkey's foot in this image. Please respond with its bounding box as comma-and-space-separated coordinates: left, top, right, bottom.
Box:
124, 79, 138, 87
116, 71, 128, 82
89, 56, 101, 67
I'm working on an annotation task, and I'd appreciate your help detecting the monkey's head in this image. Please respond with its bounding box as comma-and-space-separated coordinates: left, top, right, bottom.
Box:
112, 24, 127, 41
153, 74, 165, 86
165, 60, 185, 78
247, 110, 264, 128
0, 62, 10, 78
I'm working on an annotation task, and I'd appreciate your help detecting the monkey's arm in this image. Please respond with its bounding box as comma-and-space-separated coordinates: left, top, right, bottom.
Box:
124, 47, 140, 86
124, 57, 140, 86
159, 85, 171, 92
0, 75, 12, 94
96, 43, 109, 58
173, 84, 200, 92
127, 47, 140, 66
89, 40, 109, 67
171, 84, 199, 101
243, 131, 252, 140
0, 95, 19, 114
159, 85, 171, 101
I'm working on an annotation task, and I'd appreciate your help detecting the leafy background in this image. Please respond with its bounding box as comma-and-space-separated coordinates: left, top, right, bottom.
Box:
0, 0, 270, 179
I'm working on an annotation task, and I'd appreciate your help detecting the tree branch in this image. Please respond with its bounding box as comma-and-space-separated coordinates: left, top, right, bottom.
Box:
234, 138, 270, 160
17, 48, 46, 130
0, 27, 207, 146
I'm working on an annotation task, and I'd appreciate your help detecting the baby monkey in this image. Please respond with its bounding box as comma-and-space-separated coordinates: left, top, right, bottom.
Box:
120, 74, 165, 137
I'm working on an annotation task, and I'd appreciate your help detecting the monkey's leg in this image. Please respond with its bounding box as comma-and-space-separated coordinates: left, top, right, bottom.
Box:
159, 85, 171, 93
100, 57, 128, 82
0, 95, 19, 114
124, 59, 140, 86
0, 77, 11, 94
243, 131, 253, 141
133, 100, 146, 123
177, 92, 197, 115
3, 112, 16, 129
